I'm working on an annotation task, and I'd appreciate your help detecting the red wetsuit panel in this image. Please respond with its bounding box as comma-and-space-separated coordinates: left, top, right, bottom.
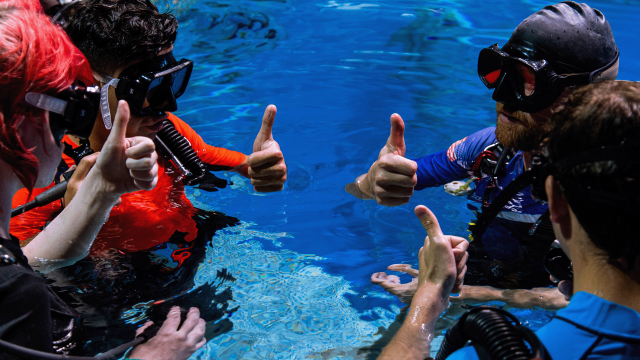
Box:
167, 113, 246, 167
10, 113, 242, 252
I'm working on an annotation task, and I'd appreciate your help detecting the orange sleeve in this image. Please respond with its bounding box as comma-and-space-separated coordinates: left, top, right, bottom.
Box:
166, 113, 246, 167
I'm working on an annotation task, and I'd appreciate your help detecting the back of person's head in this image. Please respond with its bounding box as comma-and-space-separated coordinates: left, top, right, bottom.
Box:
64, 0, 178, 75
0, 2, 92, 191
507, 1, 618, 76
546, 80, 640, 270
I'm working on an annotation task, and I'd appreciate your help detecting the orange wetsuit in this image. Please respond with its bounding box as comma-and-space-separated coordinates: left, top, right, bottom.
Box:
10, 113, 245, 253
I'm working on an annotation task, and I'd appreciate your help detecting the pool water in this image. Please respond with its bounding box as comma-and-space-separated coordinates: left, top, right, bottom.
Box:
151, 0, 640, 358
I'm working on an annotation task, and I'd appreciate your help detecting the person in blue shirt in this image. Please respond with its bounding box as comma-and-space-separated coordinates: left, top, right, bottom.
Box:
347, 1, 620, 307
378, 80, 640, 360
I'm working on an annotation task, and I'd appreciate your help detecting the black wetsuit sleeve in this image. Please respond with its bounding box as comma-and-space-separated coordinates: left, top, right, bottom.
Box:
0, 270, 53, 359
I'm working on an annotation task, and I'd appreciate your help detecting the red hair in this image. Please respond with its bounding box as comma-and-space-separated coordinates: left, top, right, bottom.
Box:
8, 0, 44, 13
0, 2, 93, 192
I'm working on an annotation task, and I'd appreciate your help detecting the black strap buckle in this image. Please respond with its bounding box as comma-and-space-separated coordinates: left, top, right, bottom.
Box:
0, 245, 17, 265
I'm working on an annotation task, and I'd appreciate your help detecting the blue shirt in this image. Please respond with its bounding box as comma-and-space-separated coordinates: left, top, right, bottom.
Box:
413, 126, 546, 221
413, 127, 548, 262
446, 292, 640, 359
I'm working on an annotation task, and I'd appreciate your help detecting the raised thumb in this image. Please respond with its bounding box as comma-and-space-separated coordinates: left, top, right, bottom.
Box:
415, 205, 444, 242
105, 100, 130, 146
386, 113, 406, 156
254, 104, 276, 152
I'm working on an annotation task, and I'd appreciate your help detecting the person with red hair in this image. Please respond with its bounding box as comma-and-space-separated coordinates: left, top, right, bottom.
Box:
0, 3, 206, 359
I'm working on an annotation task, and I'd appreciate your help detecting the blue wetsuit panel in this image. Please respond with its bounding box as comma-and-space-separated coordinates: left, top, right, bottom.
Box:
445, 292, 640, 360
413, 127, 498, 189
412, 126, 549, 267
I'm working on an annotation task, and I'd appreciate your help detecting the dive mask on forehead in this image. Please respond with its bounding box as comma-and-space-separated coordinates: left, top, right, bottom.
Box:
478, 43, 619, 114
96, 51, 193, 129
24, 80, 100, 143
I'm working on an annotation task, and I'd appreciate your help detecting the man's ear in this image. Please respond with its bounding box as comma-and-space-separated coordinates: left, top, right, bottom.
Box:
546, 175, 573, 241
546, 175, 569, 224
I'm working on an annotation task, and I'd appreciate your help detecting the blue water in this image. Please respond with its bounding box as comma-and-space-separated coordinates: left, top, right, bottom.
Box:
153, 0, 640, 358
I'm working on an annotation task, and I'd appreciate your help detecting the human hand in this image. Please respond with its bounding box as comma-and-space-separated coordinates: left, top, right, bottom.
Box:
241, 105, 287, 192
350, 114, 417, 206
371, 264, 419, 304
60, 154, 126, 207
129, 306, 206, 360
61, 162, 80, 207
415, 205, 468, 293
91, 100, 158, 199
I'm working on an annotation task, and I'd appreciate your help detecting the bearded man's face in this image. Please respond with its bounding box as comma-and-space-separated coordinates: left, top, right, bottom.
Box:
494, 102, 554, 151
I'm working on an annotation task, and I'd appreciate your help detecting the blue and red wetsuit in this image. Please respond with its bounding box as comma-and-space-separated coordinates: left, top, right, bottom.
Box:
413, 126, 551, 288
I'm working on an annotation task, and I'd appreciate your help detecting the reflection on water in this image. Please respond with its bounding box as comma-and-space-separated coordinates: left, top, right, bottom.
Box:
192, 221, 399, 359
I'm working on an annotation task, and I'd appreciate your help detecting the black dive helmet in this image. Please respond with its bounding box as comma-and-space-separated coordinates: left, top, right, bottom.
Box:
478, 1, 619, 114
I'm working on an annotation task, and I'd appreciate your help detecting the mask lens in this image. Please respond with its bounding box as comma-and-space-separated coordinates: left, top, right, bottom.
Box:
145, 77, 165, 110
516, 63, 536, 97
171, 67, 189, 98
478, 49, 504, 88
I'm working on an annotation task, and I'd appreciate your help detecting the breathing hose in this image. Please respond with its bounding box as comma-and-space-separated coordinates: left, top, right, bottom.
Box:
435, 306, 550, 360
155, 120, 207, 185
11, 143, 94, 218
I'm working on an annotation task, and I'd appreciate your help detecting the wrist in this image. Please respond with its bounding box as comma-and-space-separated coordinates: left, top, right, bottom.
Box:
415, 281, 450, 305
81, 170, 122, 204
234, 157, 250, 178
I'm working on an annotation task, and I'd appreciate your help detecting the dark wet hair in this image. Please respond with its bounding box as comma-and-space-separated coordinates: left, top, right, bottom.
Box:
547, 80, 640, 269
64, 0, 178, 75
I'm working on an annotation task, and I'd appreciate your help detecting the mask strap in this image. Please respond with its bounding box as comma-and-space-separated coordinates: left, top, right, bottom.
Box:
93, 71, 119, 130
24, 93, 67, 115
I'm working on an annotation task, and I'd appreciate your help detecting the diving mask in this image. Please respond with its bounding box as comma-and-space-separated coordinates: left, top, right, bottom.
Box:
478, 43, 619, 113
96, 51, 193, 129
24, 80, 100, 143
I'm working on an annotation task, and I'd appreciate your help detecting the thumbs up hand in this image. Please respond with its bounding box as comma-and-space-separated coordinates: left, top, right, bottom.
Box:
93, 100, 159, 198
244, 105, 287, 192
415, 205, 469, 294
346, 113, 417, 206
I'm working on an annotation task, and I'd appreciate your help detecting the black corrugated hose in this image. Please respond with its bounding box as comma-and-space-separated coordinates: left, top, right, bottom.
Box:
156, 119, 207, 185
435, 306, 550, 360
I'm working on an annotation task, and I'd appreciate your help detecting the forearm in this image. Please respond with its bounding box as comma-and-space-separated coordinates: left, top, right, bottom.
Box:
378, 282, 449, 360
23, 170, 118, 271
452, 285, 568, 310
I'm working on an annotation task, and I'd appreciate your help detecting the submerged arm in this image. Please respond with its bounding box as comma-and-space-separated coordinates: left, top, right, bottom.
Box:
378, 282, 450, 359
453, 285, 568, 310
22, 164, 119, 272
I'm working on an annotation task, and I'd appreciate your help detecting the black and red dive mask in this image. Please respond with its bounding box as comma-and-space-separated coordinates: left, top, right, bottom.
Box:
478, 43, 619, 114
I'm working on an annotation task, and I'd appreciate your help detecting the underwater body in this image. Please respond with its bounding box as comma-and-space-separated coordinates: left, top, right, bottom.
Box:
25, 0, 640, 358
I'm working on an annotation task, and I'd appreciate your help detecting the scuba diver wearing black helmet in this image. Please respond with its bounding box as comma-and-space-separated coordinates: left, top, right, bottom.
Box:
354, 1, 619, 309
378, 80, 640, 360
